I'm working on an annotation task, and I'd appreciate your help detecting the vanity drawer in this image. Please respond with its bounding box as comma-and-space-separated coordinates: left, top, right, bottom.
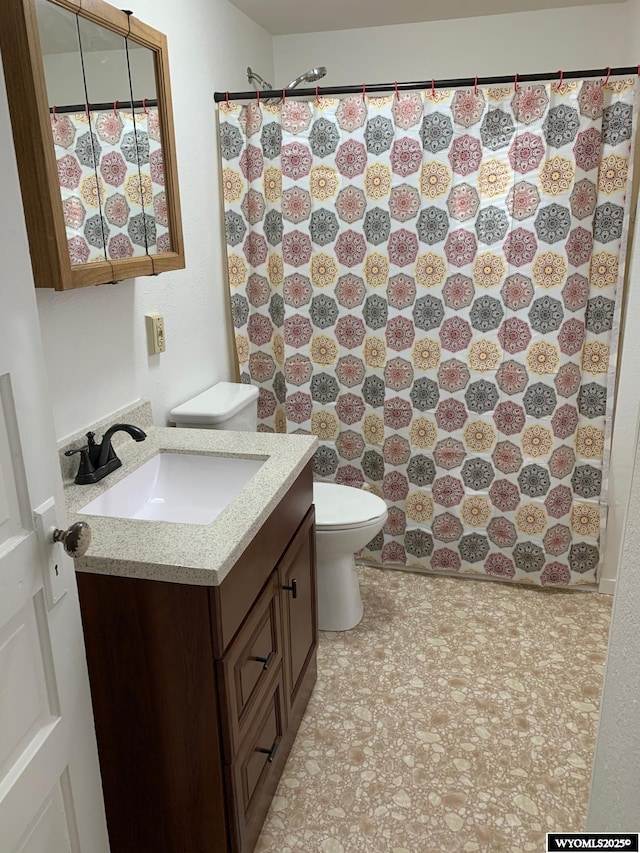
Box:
226, 669, 286, 853
218, 573, 283, 762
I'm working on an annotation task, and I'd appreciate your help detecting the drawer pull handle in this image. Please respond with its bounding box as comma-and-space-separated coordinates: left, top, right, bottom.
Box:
254, 650, 276, 670
256, 739, 280, 763
282, 579, 297, 599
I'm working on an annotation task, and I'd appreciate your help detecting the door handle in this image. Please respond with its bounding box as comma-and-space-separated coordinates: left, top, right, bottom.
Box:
52, 521, 92, 558
282, 579, 297, 599
254, 650, 276, 670
34, 499, 92, 609
256, 739, 280, 763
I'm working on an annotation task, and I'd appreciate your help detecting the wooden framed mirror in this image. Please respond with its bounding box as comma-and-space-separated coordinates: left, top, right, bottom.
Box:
1, 0, 185, 290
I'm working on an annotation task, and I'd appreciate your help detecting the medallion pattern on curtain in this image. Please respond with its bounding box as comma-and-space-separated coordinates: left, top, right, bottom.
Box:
52, 107, 169, 263
219, 77, 637, 587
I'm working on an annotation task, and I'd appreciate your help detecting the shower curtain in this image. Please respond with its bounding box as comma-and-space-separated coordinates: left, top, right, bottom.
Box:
219, 77, 638, 587
52, 107, 168, 262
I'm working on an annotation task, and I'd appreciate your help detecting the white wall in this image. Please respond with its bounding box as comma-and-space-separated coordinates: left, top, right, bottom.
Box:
273, 3, 633, 87
587, 396, 640, 826
627, 0, 640, 58
32, 0, 273, 440
599, 0, 640, 591
586, 3, 640, 823
601, 202, 640, 593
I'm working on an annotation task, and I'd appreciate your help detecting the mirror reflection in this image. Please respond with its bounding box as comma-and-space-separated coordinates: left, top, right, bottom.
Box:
35, 0, 170, 266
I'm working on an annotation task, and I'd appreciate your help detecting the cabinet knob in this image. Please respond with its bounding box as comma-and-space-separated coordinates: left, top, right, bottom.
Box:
282, 578, 297, 599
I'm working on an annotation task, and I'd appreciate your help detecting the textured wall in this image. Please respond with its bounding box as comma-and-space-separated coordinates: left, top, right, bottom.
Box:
32, 0, 273, 439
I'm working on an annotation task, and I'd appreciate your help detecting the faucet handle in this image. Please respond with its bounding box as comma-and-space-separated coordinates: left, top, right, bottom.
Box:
65, 445, 95, 482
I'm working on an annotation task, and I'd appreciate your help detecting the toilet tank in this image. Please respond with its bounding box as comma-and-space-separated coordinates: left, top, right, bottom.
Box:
169, 382, 259, 431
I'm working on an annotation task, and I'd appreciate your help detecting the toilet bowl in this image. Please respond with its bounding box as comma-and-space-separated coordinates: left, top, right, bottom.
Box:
313, 483, 387, 632
170, 383, 387, 632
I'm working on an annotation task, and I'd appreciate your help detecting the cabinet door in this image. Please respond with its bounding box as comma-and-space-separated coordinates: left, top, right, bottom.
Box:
278, 508, 317, 714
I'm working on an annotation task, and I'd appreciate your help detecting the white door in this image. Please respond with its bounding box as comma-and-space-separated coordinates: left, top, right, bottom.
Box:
0, 65, 110, 853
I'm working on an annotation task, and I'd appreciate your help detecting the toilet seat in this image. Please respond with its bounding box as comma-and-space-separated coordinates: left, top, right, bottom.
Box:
313, 482, 387, 531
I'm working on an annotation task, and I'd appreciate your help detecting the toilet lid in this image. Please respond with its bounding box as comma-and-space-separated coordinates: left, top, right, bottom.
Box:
313, 482, 387, 530
169, 382, 259, 425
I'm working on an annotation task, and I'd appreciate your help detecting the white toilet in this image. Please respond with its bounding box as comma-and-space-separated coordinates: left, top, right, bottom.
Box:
312, 482, 387, 631
170, 382, 388, 631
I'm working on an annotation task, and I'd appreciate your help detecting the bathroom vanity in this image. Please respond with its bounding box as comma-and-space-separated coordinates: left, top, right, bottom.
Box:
64, 424, 318, 853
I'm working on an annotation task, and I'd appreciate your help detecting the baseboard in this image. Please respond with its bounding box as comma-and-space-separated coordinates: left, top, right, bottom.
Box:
598, 577, 616, 596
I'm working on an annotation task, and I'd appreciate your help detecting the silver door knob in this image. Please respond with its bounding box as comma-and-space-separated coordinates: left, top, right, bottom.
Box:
52, 521, 92, 558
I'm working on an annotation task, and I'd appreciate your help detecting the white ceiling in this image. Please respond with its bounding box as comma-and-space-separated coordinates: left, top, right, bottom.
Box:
227, 0, 625, 35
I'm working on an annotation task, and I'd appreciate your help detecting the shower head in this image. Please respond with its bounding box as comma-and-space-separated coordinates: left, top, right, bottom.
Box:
286, 66, 327, 90
245, 65, 327, 101
247, 66, 273, 91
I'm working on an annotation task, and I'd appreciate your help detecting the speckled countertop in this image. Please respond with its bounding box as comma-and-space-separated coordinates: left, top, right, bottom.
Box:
65, 426, 317, 587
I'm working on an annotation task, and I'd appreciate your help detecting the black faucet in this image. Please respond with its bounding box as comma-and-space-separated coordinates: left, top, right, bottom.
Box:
66, 423, 147, 485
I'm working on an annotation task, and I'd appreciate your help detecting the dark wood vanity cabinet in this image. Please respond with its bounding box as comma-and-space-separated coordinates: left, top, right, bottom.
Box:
76, 462, 317, 853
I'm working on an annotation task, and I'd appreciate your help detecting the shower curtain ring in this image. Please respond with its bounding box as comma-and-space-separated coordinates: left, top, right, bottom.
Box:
225, 91, 230, 107
604, 66, 611, 87
362, 82, 366, 101
256, 89, 260, 105
52, 105, 57, 122
282, 88, 286, 103
431, 78, 435, 98
113, 100, 118, 116
513, 72, 518, 92
394, 80, 399, 100
473, 76, 478, 95
556, 69, 563, 90
315, 85, 320, 105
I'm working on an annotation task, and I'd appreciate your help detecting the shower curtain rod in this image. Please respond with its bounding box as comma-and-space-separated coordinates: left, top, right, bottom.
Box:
214, 65, 639, 102
48, 98, 158, 115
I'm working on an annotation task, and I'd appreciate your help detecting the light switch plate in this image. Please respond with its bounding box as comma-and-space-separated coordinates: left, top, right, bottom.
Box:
146, 313, 166, 355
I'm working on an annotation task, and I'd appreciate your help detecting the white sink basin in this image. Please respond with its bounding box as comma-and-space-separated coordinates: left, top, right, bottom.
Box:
79, 452, 265, 524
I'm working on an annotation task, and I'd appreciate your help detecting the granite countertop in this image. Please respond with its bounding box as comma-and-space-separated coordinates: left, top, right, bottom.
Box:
65, 426, 317, 586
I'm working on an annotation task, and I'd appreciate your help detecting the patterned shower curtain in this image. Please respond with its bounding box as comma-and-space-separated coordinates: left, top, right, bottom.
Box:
219, 77, 637, 587
52, 107, 168, 262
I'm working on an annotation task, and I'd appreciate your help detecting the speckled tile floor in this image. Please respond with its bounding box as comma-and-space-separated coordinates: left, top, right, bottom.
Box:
256, 566, 612, 853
